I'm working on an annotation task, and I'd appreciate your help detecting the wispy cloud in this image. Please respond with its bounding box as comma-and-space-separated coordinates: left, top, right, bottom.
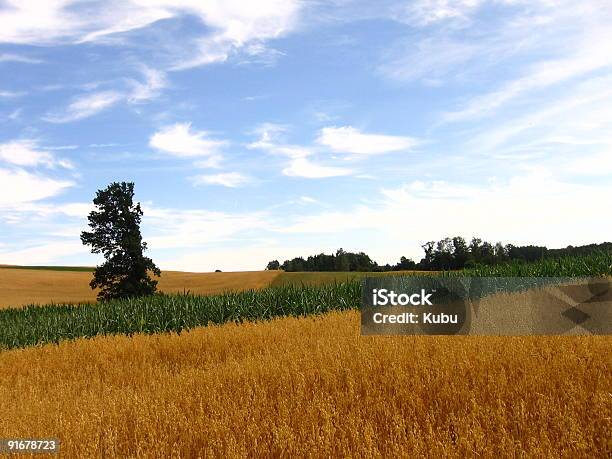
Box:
0, 241, 90, 265
379, 36, 478, 83
127, 66, 168, 103
43, 90, 123, 123
443, 28, 612, 122
0, 140, 74, 169
191, 172, 251, 188
88, 143, 123, 148
0, 90, 26, 98
397, 0, 485, 26
466, 74, 612, 153
43, 66, 168, 122
381, 0, 612, 96
7, 108, 23, 121
0, 53, 43, 64
299, 196, 318, 204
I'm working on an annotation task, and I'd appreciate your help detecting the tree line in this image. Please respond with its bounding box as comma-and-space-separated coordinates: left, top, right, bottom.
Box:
266, 249, 417, 273
266, 238, 612, 272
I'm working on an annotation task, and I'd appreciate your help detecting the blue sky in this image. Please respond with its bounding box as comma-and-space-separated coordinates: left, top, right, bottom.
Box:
0, 0, 611, 271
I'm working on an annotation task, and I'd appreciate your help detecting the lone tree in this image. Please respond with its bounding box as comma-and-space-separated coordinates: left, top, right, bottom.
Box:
81, 182, 160, 301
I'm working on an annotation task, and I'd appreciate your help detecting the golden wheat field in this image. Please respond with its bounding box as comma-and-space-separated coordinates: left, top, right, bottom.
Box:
0, 310, 609, 458
0, 268, 281, 309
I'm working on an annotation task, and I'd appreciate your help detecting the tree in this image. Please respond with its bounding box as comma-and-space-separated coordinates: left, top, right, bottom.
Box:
266, 260, 280, 270
452, 237, 469, 269
469, 237, 483, 263
395, 256, 416, 271
81, 182, 160, 301
433, 237, 454, 270
335, 248, 350, 272
419, 241, 436, 270
493, 242, 507, 264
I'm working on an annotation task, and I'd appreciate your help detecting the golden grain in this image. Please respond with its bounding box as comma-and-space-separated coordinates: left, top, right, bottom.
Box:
0, 310, 609, 457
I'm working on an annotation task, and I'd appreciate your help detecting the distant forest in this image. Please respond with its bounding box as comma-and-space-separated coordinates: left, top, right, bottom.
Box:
266, 239, 612, 272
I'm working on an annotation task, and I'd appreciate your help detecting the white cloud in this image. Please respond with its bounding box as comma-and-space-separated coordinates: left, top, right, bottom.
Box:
191, 172, 251, 187
0, 90, 26, 98
0, 140, 73, 169
43, 90, 123, 123
317, 126, 418, 155
150, 123, 238, 188
149, 122, 226, 157
169, 0, 301, 70
282, 157, 353, 178
0, 53, 43, 64
0, 1, 168, 45
0, 1, 301, 70
0, 168, 73, 205
248, 123, 366, 178
247, 124, 311, 159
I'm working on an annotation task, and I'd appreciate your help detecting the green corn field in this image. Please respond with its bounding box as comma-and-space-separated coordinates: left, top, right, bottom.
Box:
460, 250, 612, 277
0, 282, 362, 350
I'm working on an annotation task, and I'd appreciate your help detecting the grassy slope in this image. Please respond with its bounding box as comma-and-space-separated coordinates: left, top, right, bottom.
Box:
0, 310, 608, 457
0, 268, 431, 309
0, 269, 281, 309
